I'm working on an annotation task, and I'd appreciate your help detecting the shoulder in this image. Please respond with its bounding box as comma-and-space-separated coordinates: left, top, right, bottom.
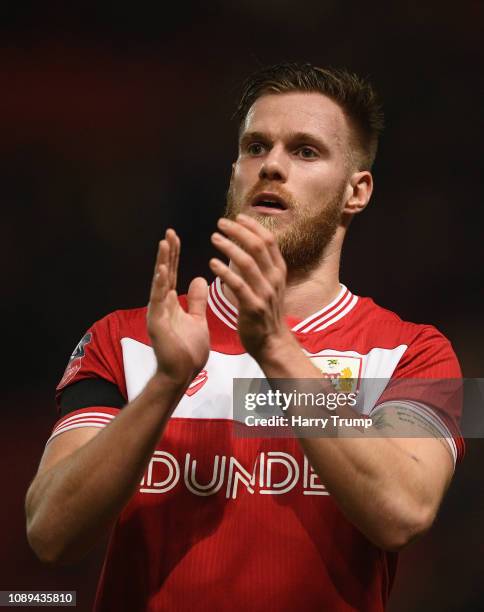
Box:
86, 305, 150, 347
355, 295, 452, 346
80, 292, 191, 345
90, 295, 192, 346
354, 296, 460, 377
96, 305, 148, 331
56, 305, 150, 395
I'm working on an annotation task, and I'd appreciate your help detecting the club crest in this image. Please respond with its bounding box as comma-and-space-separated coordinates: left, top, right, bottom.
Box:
309, 355, 362, 392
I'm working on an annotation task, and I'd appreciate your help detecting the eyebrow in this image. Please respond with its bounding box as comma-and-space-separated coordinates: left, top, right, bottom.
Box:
239, 130, 330, 153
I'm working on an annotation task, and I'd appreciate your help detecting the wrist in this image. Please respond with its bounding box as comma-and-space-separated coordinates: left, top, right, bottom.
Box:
146, 371, 189, 401
254, 329, 301, 371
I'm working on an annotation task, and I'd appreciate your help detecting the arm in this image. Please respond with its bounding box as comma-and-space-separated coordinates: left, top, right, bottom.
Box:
210, 214, 454, 551
255, 335, 453, 551
26, 230, 209, 564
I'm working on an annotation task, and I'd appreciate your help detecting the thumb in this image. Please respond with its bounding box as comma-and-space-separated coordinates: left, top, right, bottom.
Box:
187, 277, 208, 318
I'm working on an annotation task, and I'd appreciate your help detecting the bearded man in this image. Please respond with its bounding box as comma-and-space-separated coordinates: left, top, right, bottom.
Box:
26, 63, 463, 612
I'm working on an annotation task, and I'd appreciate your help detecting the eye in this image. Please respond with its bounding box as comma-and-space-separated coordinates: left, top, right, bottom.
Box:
247, 142, 265, 156
297, 147, 318, 159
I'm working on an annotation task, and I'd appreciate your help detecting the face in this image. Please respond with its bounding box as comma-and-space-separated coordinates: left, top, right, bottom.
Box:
225, 91, 353, 272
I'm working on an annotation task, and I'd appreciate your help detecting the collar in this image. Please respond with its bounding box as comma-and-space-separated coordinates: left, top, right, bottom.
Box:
207, 277, 358, 334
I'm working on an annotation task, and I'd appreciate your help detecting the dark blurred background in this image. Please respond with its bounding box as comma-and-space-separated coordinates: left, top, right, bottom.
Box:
1, 2, 482, 610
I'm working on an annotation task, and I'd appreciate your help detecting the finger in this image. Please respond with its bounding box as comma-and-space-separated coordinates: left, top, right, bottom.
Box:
235, 213, 286, 270
149, 263, 169, 310
211, 232, 272, 296
165, 288, 179, 313
173, 233, 180, 289
217, 217, 274, 274
187, 277, 208, 319
209, 258, 261, 309
165, 229, 180, 291
153, 239, 169, 275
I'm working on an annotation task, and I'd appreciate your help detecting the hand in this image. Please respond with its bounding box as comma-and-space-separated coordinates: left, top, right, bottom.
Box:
147, 229, 209, 386
209, 214, 293, 360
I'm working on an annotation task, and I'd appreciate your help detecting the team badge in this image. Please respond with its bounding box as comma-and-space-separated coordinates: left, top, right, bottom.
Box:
309, 355, 362, 392
58, 332, 92, 389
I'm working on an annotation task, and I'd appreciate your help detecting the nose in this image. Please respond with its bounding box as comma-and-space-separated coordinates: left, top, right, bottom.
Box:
258, 147, 287, 182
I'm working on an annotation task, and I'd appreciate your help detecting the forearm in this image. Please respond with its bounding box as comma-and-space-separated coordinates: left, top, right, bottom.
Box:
26, 373, 185, 564
258, 335, 439, 550
297, 435, 435, 550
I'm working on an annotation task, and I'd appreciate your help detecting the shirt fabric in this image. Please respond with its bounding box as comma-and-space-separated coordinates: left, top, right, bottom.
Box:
51, 279, 464, 612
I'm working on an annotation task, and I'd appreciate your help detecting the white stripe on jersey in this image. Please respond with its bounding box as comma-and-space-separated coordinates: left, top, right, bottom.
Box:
207, 279, 357, 334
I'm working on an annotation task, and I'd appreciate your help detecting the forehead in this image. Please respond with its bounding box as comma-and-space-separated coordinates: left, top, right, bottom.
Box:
242, 91, 350, 149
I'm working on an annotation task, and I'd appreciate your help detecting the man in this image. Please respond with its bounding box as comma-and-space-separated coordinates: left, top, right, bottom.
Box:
26, 63, 463, 611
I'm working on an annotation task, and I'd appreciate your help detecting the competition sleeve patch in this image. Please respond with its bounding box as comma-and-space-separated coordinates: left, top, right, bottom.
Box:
58, 332, 92, 389
55, 313, 127, 408
59, 378, 126, 415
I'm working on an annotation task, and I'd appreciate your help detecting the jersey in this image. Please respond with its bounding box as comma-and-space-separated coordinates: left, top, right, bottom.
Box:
51, 279, 464, 612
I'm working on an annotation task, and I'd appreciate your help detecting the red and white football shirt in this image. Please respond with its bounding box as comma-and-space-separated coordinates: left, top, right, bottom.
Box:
51, 279, 464, 612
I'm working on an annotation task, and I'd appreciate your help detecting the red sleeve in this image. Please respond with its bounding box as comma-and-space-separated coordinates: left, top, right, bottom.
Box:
375, 325, 464, 463
388, 325, 461, 379
55, 312, 127, 412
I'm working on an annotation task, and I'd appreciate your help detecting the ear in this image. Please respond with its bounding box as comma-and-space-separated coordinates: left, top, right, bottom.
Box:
343, 171, 373, 215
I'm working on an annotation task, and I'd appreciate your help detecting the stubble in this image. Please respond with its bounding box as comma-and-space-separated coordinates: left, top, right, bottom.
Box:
224, 180, 344, 273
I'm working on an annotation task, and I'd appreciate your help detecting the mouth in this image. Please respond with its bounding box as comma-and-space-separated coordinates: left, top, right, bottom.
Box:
250, 192, 288, 214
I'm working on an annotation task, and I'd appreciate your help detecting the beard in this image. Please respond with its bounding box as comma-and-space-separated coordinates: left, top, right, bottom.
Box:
224, 180, 344, 274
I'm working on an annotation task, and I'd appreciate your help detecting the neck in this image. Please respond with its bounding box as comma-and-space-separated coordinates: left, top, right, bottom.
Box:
223, 230, 344, 320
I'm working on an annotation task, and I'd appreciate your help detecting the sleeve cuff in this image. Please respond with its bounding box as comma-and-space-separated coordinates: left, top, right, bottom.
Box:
47, 406, 120, 444
370, 400, 463, 467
